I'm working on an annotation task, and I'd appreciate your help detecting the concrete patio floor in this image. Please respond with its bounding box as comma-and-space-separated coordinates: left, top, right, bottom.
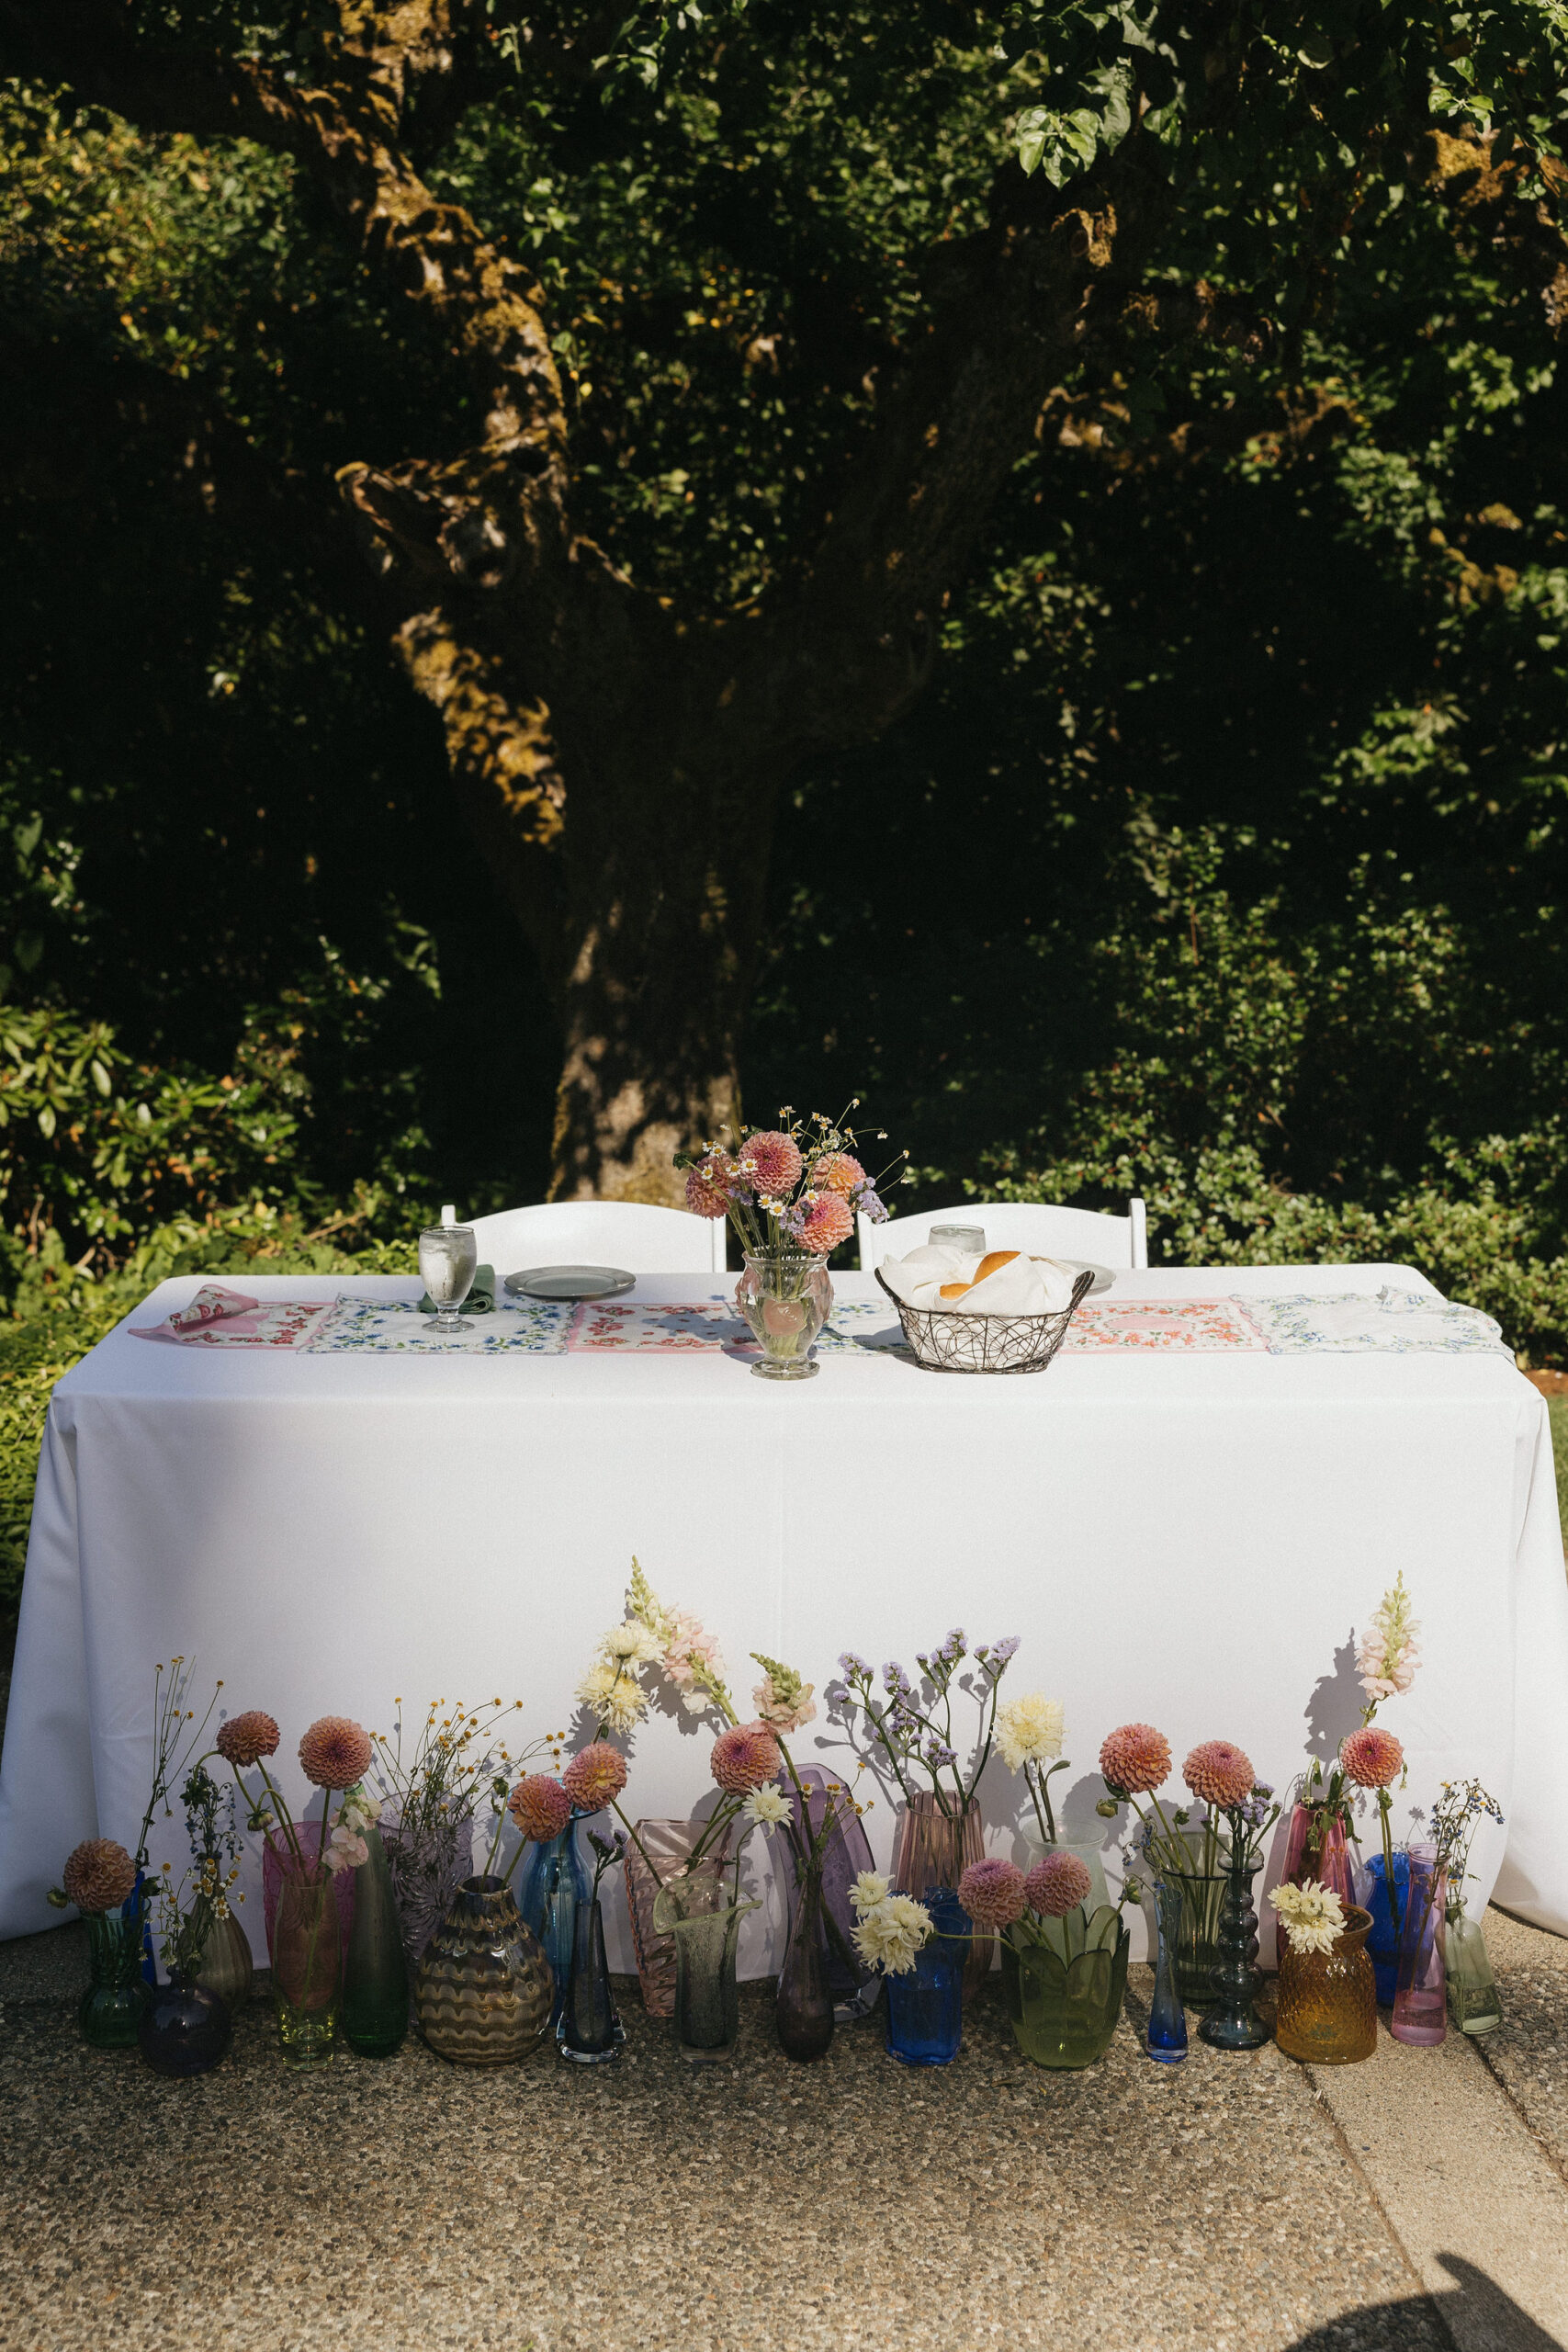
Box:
1, 1905, 1564, 2351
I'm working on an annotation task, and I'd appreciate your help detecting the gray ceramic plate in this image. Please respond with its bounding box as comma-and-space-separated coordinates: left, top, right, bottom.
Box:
1055, 1258, 1115, 1295
503, 1264, 637, 1302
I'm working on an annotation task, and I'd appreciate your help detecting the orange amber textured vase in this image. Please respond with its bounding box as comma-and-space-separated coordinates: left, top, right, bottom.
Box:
1274, 1903, 1378, 2065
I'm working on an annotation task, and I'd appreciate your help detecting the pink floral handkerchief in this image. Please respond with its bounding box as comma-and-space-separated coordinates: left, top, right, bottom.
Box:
132, 1283, 334, 1348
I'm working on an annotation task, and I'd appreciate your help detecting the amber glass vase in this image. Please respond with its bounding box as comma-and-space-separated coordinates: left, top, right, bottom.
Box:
1274, 1903, 1378, 2064
893, 1793, 988, 1997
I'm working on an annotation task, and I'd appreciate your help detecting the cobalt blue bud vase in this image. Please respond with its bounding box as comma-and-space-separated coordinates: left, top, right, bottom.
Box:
1362, 1851, 1412, 2007
1147, 1879, 1189, 2064
884, 1887, 965, 2066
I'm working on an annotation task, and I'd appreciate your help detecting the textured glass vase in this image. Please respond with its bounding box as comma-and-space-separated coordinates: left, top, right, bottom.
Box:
777, 1858, 835, 2062
893, 1792, 990, 1997
652, 1864, 759, 2061
623, 1818, 735, 2018
139, 1972, 231, 2077
343, 1823, 410, 2058
415, 1875, 554, 2066
1362, 1850, 1412, 2007
79, 1907, 153, 2049
1274, 1904, 1378, 2064
1146, 1879, 1189, 2065
196, 1910, 254, 2013
735, 1251, 832, 1379
272, 1864, 344, 2067
1161, 1830, 1228, 2009
1391, 1844, 1447, 2046
1001, 1907, 1129, 2069
381, 1810, 472, 1976
516, 1815, 592, 2026
558, 1895, 624, 2064
1198, 1849, 1269, 2051
1445, 1909, 1502, 2035
884, 1888, 964, 2065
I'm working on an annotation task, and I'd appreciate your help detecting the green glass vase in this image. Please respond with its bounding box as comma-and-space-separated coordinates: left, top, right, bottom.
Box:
343, 1823, 410, 2058
1000, 1905, 1129, 2070
79, 1906, 153, 2050
1445, 1907, 1502, 2035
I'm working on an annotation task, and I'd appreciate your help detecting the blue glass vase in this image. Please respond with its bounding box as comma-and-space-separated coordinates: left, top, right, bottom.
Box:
1147, 1879, 1188, 2064
516, 1815, 591, 2026
884, 1887, 965, 2066
1362, 1851, 1412, 2007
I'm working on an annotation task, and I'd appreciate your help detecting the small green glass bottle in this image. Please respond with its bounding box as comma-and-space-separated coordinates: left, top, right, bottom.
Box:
342, 1823, 410, 2058
1445, 1905, 1503, 2035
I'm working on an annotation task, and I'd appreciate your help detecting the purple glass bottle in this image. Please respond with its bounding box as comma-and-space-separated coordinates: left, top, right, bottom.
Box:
1390, 1843, 1447, 2046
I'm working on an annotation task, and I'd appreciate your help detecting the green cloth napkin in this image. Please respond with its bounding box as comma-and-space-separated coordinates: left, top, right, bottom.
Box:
417, 1261, 496, 1315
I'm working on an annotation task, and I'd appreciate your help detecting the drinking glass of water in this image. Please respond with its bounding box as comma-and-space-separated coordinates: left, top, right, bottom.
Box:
419, 1225, 478, 1335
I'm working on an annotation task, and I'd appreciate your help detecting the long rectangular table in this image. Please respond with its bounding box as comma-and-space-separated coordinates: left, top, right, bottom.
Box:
2, 1262, 1562, 1975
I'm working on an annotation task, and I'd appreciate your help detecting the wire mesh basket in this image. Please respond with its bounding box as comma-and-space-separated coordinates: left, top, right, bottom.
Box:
874, 1264, 1094, 1374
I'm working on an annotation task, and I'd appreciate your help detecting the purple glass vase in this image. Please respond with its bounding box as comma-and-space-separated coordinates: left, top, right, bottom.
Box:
1278, 1803, 1358, 1905
1391, 1842, 1447, 2046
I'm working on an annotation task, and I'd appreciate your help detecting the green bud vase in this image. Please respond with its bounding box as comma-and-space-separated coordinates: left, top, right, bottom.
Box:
343, 1823, 410, 2058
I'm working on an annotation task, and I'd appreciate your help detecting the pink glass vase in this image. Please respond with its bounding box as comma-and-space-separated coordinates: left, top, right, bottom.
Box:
1278, 1803, 1358, 1906
263, 1827, 355, 1961
1391, 1842, 1447, 2046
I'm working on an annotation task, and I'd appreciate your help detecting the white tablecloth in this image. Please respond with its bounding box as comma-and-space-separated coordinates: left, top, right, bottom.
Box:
2, 1263, 1562, 1974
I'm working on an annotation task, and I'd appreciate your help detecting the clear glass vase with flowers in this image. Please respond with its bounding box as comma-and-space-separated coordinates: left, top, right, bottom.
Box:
1095, 1724, 1279, 2021
1432, 1778, 1505, 2034
214, 1708, 378, 2065
834, 1632, 1021, 1994
679, 1103, 908, 1378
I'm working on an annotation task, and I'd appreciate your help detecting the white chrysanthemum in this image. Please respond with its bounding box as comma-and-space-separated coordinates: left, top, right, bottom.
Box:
602, 1622, 664, 1665
996, 1692, 1066, 1774
850, 1871, 889, 1914
576, 1659, 649, 1732
1269, 1878, 1346, 1956
742, 1784, 791, 1826
852, 1894, 932, 1975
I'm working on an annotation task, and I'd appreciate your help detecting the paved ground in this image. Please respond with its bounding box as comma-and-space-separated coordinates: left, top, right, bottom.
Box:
1, 1909, 1565, 2351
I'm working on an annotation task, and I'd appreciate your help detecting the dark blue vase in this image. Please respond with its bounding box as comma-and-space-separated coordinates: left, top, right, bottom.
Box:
1147, 1880, 1189, 2064
1363, 1851, 1412, 2006
884, 1887, 964, 2067
139, 1973, 231, 2077
516, 1816, 591, 2026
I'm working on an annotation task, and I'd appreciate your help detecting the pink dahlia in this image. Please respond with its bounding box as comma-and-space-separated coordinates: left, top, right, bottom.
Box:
1183, 1740, 1256, 1811
298, 1715, 373, 1790
1024, 1851, 1092, 1918
561, 1741, 628, 1815
216, 1710, 280, 1769
711, 1721, 783, 1795
810, 1152, 865, 1200
799, 1193, 854, 1254
740, 1130, 803, 1197
1099, 1722, 1171, 1796
957, 1858, 1027, 1930
1340, 1725, 1404, 1790
508, 1773, 573, 1842
685, 1156, 734, 1220
62, 1838, 137, 1914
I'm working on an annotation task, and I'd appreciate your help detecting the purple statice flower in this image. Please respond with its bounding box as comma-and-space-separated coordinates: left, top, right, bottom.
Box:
1235, 1781, 1275, 1831
855, 1186, 889, 1224
924, 1738, 957, 1771
839, 1651, 872, 1683
882, 1661, 914, 1703
983, 1635, 1021, 1670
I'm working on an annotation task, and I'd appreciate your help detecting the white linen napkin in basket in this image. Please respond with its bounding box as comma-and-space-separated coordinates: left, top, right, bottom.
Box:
879, 1245, 1077, 1315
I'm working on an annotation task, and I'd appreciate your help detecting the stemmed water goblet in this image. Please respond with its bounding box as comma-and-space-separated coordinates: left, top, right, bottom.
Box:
418, 1224, 478, 1335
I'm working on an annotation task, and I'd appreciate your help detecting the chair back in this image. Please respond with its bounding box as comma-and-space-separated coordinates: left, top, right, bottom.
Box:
462, 1200, 728, 1277
858, 1197, 1147, 1274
